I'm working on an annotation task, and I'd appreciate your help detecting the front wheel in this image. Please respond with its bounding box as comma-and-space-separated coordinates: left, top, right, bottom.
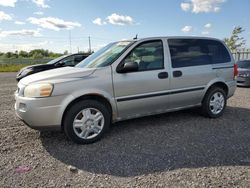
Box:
202, 87, 227, 118
63, 100, 111, 144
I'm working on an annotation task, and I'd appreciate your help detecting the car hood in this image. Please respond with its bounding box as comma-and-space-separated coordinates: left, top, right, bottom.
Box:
20, 67, 96, 85
28, 63, 55, 69
17, 64, 54, 76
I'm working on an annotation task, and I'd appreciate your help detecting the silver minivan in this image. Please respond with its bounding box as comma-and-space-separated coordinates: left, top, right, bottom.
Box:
15, 37, 237, 144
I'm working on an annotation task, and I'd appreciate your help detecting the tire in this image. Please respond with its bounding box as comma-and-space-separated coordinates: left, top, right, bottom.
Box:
63, 100, 111, 144
201, 87, 227, 118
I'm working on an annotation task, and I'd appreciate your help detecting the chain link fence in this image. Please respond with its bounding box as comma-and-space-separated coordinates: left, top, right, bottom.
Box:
0, 58, 53, 65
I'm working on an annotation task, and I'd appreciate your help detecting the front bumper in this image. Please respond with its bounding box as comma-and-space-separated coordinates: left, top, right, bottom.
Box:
15, 93, 66, 130
237, 77, 250, 87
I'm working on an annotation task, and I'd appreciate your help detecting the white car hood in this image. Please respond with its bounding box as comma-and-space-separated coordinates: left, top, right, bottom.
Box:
20, 67, 95, 85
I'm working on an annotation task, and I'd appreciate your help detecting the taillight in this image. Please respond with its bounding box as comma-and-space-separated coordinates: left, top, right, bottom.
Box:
234, 63, 238, 79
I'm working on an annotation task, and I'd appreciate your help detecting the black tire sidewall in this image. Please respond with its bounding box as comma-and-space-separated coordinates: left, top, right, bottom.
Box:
202, 87, 227, 118
63, 100, 111, 144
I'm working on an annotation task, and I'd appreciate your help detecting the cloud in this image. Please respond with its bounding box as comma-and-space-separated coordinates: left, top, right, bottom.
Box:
92, 18, 106, 26
34, 11, 44, 15
93, 13, 135, 26
0, 11, 12, 21
204, 23, 212, 28
202, 23, 212, 35
106, 13, 134, 26
0, 41, 49, 52
32, 0, 49, 8
181, 3, 191, 11
181, 25, 193, 33
201, 31, 210, 35
27, 17, 81, 31
180, 0, 225, 13
15, 21, 25, 25
0, 29, 42, 37
0, 0, 17, 7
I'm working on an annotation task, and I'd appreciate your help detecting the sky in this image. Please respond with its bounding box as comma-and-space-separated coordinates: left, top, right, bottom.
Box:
0, 0, 250, 53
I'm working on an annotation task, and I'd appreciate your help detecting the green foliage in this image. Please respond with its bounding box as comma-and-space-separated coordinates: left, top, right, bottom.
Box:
0, 49, 63, 59
0, 64, 31, 72
5, 52, 16, 58
0, 49, 92, 72
224, 26, 246, 52
19, 51, 29, 58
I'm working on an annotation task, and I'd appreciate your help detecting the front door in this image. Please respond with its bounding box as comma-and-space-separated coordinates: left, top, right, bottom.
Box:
112, 40, 171, 119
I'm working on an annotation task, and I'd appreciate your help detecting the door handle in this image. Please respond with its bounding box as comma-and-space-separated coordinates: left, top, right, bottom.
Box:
158, 72, 168, 79
173, 71, 182, 78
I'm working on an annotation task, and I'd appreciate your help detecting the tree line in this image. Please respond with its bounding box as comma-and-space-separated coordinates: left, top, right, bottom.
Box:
0, 49, 91, 59
0, 49, 64, 59
0, 26, 247, 60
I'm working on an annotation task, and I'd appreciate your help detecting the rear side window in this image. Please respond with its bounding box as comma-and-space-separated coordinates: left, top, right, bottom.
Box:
206, 40, 231, 64
168, 39, 231, 68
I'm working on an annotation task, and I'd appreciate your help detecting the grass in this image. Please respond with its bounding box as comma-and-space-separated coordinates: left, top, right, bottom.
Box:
0, 57, 52, 72
0, 64, 32, 72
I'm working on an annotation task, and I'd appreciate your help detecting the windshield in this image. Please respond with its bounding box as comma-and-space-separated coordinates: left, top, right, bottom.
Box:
238, 60, 250, 69
47, 55, 67, 64
76, 41, 133, 68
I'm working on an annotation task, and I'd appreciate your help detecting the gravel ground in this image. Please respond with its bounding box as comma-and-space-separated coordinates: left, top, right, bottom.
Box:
0, 72, 249, 187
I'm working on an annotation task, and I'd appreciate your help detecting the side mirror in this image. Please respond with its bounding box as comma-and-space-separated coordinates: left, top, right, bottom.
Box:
117, 62, 139, 73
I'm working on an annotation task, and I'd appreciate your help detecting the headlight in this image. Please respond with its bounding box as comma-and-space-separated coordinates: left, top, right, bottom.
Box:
24, 83, 53, 98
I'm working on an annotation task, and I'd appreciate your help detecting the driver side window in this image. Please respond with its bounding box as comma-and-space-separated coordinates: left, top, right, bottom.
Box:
124, 40, 164, 71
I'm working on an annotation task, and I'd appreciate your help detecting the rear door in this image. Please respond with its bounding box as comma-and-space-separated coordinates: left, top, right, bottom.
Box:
167, 39, 215, 109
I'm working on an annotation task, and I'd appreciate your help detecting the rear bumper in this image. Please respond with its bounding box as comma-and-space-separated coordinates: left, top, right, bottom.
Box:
227, 80, 237, 98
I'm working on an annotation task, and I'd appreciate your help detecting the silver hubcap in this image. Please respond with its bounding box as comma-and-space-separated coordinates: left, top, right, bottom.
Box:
73, 108, 104, 140
209, 92, 225, 115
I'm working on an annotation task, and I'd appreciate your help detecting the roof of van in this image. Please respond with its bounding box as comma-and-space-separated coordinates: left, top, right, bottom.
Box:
127, 36, 222, 42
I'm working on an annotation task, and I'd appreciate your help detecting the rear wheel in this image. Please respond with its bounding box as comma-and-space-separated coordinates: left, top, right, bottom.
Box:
63, 100, 111, 144
202, 87, 227, 118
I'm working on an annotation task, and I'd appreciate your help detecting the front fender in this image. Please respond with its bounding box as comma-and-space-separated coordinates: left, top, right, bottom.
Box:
58, 89, 117, 126
71, 88, 117, 113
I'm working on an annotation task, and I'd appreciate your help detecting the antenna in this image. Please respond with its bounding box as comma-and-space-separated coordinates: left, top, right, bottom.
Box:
133, 34, 138, 40
88, 36, 92, 53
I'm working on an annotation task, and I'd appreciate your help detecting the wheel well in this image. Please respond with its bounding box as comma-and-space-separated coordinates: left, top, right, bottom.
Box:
61, 94, 112, 130
205, 82, 229, 98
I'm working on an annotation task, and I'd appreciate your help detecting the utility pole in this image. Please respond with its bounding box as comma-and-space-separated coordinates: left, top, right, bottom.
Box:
69, 30, 72, 54
88, 36, 91, 53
